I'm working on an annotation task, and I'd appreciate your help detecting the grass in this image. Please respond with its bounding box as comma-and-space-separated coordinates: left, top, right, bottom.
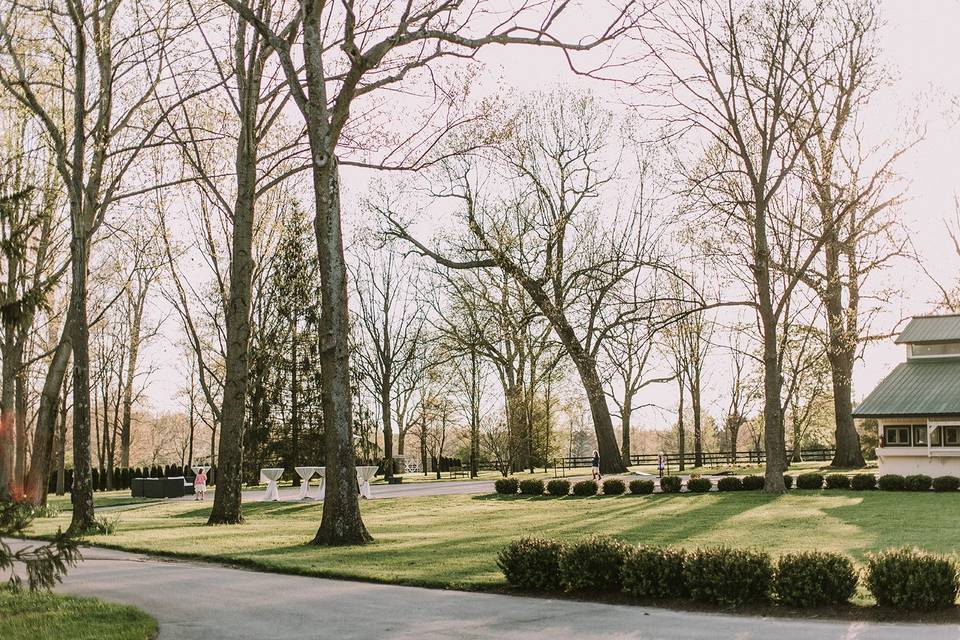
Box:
0, 587, 156, 640
26, 489, 960, 603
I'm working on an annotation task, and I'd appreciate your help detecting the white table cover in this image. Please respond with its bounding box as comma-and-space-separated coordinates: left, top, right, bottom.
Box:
260, 468, 284, 501
356, 466, 378, 499
295, 466, 325, 500
311, 467, 326, 499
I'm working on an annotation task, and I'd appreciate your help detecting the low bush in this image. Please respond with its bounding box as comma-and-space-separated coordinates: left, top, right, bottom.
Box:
717, 477, 743, 492
783, 475, 794, 489
741, 475, 765, 491
622, 546, 687, 599
494, 477, 519, 495
93, 513, 121, 536
933, 475, 960, 492
796, 473, 824, 490
774, 551, 857, 607
687, 477, 712, 493
878, 474, 905, 491
850, 473, 877, 491
572, 480, 598, 497
683, 547, 773, 606
904, 474, 932, 492
824, 474, 850, 490
602, 478, 626, 496
546, 479, 571, 497
629, 479, 655, 495
519, 479, 545, 496
558, 536, 629, 593
866, 548, 959, 610
660, 476, 682, 493
497, 537, 566, 591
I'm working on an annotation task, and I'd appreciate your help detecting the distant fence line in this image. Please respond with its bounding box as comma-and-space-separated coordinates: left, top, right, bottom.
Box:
556, 447, 836, 471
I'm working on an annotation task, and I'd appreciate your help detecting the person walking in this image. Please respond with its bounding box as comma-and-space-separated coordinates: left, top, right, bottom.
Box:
194, 468, 207, 501
591, 449, 601, 482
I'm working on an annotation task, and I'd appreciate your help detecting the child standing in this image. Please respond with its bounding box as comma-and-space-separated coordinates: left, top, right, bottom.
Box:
591, 449, 601, 482
194, 468, 207, 501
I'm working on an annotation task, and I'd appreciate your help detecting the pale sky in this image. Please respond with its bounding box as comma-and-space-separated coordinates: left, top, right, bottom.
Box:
141, 1, 960, 431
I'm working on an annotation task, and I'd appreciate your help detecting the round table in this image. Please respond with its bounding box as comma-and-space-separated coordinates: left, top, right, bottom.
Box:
259, 468, 284, 501
356, 466, 378, 499
295, 466, 325, 500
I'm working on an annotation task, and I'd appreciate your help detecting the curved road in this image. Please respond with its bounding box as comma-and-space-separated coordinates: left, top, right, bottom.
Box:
9, 540, 958, 639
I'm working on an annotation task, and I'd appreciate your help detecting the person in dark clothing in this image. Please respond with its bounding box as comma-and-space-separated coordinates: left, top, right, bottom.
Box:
591, 450, 601, 481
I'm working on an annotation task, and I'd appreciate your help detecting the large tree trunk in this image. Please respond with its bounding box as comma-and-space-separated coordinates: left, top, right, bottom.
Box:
23, 327, 72, 506
620, 396, 632, 468
570, 353, 624, 474
68, 231, 95, 534
825, 273, 865, 467
691, 373, 703, 468
309, 157, 371, 545
677, 376, 685, 472
759, 308, 787, 493
380, 379, 393, 480
0, 327, 18, 494
14, 366, 28, 487
119, 293, 145, 468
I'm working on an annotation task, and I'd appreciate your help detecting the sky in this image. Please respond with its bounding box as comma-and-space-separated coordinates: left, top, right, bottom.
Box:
141, 0, 960, 431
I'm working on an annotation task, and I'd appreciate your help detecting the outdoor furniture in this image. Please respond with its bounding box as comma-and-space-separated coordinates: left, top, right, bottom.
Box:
260, 468, 284, 501
131, 477, 145, 497
142, 478, 164, 498
295, 466, 325, 500
448, 465, 468, 479
165, 477, 192, 498
356, 465, 378, 499
387, 476, 403, 485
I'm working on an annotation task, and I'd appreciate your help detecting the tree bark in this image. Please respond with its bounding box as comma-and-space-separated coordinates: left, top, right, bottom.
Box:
691, 371, 703, 468
120, 290, 146, 468
829, 347, 864, 467
677, 375, 685, 472
68, 230, 95, 534
620, 398, 632, 468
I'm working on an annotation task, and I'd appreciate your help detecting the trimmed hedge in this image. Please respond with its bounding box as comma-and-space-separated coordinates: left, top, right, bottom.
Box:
878, 474, 905, 491
850, 473, 877, 491
602, 478, 626, 496
687, 477, 712, 493
622, 546, 687, 599
519, 479, 545, 495
660, 475, 682, 493
495, 477, 519, 495
558, 536, 629, 593
904, 474, 932, 492
774, 551, 857, 607
546, 479, 570, 497
933, 475, 960, 492
629, 479, 655, 495
824, 474, 850, 490
497, 537, 566, 590
572, 480, 598, 497
866, 548, 959, 610
717, 476, 743, 492
683, 547, 773, 606
741, 475, 764, 491
796, 473, 824, 490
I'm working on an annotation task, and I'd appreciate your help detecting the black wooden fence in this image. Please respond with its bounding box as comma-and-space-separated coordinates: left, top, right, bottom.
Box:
551, 447, 835, 476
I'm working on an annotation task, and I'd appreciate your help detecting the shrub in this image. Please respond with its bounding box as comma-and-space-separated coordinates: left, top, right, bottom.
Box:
629, 479, 655, 495
717, 477, 743, 492
866, 548, 959, 610
494, 477, 519, 495
602, 478, 626, 496
783, 475, 794, 489
572, 480, 598, 496
904, 474, 932, 492
519, 479, 545, 496
741, 475, 764, 491
796, 473, 824, 490
774, 551, 857, 607
622, 546, 687, 599
93, 513, 121, 536
497, 537, 566, 591
878, 474, 905, 491
850, 473, 877, 491
687, 477, 712, 493
558, 536, 629, 593
824, 474, 850, 490
546, 479, 570, 497
933, 475, 960, 492
660, 475, 682, 493
683, 547, 773, 606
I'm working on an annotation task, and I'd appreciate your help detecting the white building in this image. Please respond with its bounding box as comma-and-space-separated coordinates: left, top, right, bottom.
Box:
853, 314, 960, 476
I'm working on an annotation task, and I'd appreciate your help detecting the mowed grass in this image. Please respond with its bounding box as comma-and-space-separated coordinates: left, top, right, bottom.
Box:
0, 587, 156, 640
26, 490, 960, 594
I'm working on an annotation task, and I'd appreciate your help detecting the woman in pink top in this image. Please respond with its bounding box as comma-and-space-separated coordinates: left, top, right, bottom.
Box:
194, 469, 207, 501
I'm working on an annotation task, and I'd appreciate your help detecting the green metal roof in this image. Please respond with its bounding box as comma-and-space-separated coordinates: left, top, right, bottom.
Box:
853, 359, 960, 418
895, 315, 960, 344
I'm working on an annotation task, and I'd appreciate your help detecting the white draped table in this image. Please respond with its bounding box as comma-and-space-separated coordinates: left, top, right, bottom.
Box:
295, 466, 325, 500
356, 466, 378, 499
260, 468, 284, 501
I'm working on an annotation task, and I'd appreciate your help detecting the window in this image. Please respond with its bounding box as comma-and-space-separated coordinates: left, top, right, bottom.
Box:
885, 426, 911, 446
944, 426, 960, 447
913, 425, 928, 446
911, 343, 960, 357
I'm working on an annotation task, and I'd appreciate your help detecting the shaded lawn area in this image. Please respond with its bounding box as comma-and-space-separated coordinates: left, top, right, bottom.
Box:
0, 587, 156, 640
27, 490, 960, 598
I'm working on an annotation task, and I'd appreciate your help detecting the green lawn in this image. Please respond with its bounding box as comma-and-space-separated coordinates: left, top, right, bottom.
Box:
26, 490, 960, 599
0, 588, 156, 640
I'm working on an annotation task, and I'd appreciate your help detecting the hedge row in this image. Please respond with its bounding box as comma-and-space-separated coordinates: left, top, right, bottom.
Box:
495, 473, 960, 496
47, 464, 212, 493
498, 537, 960, 611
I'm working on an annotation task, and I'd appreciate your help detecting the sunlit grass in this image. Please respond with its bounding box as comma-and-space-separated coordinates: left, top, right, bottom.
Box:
0, 587, 156, 640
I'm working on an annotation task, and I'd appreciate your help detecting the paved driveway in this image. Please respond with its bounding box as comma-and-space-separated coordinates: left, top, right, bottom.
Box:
7, 540, 959, 640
